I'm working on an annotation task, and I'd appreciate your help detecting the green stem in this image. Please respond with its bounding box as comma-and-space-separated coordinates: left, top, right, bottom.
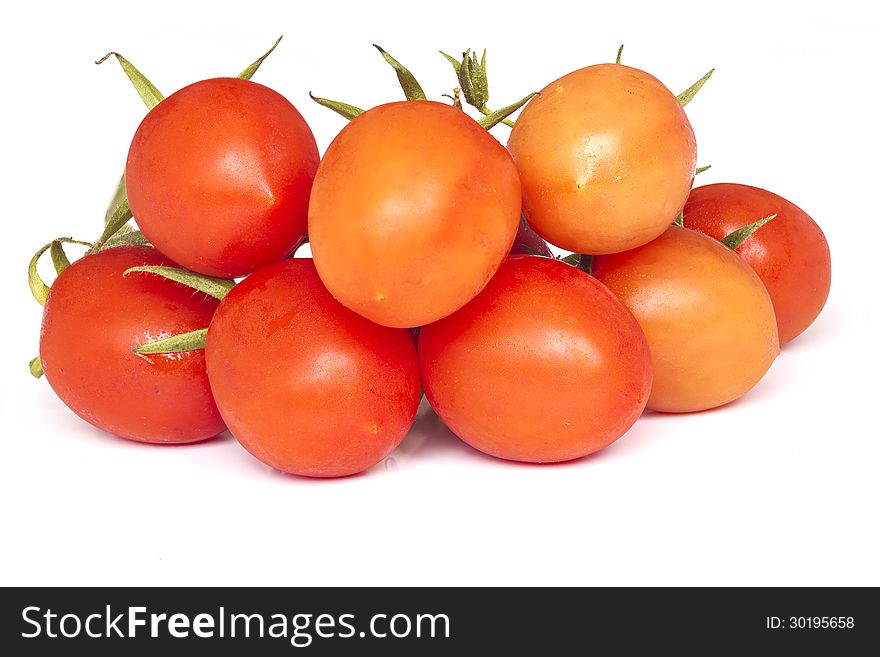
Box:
616, 44, 624, 64
695, 165, 712, 175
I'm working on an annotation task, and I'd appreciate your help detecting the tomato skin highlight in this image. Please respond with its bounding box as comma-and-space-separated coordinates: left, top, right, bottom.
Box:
508, 64, 697, 254
309, 100, 522, 328
592, 227, 780, 413
39, 246, 224, 444
683, 183, 831, 345
419, 255, 652, 463
205, 258, 421, 478
126, 78, 319, 278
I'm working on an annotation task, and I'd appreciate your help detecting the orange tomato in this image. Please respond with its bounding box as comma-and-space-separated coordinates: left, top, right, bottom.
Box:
683, 183, 831, 345
592, 227, 779, 413
309, 100, 521, 328
419, 255, 652, 462
508, 64, 696, 254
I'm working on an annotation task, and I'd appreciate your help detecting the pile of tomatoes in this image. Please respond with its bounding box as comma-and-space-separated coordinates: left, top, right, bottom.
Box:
28, 41, 831, 478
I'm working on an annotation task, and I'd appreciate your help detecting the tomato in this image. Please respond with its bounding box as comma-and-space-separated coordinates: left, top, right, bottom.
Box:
682, 183, 831, 345
126, 78, 319, 278
419, 255, 652, 463
308, 100, 521, 328
39, 246, 224, 443
592, 226, 779, 413
508, 64, 697, 254
205, 258, 421, 477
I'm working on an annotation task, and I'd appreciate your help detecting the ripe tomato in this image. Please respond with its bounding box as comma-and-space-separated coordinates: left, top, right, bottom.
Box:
683, 183, 831, 345
508, 64, 697, 254
39, 246, 224, 443
205, 258, 421, 478
419, 255, 652, 463
308, 100, 521, 328
592, 226, 779, 413
126, 78, 319, 278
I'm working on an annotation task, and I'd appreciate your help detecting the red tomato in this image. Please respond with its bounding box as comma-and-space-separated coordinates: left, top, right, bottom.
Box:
592, 227, 779, 413
39, 246, 224, 443
419, 255, 652, 463
126, 78, 319, 278
683, 183, 831, 345
205, 258, 421, 478
508, 64, 697, 254
309, 100, 521, 328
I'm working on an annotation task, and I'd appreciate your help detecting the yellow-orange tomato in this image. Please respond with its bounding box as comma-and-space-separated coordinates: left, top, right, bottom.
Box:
309, 100, 521, 328
508, 64, 696, 254
592, 227, 779, 413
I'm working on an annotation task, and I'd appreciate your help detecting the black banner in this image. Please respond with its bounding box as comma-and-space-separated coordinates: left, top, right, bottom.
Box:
1, 587, 875, 654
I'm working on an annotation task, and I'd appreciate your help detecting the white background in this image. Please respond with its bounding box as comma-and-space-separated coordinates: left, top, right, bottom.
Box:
1, 0, 878, 586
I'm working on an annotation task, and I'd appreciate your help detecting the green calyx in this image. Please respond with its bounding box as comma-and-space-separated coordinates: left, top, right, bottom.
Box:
311, 45, 534, 131
310, 44, 426, 121
720, 214, 777, 250
440, 48, 519, 128
93, 51, 164, 250
672, 211, 684, 227
95, 51, 165, 109
309, 93, 364, 121
123, 266, 234, 301
563, 253, 593, 274
100, 225, 151, 250
29, 356, 44, 379
677, 68, 715, 107
373, 44, 427, 100
478, 93, 537, 130
133, 328, 208, 362
28, 238, 92, 305
239, 36, 283, 81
